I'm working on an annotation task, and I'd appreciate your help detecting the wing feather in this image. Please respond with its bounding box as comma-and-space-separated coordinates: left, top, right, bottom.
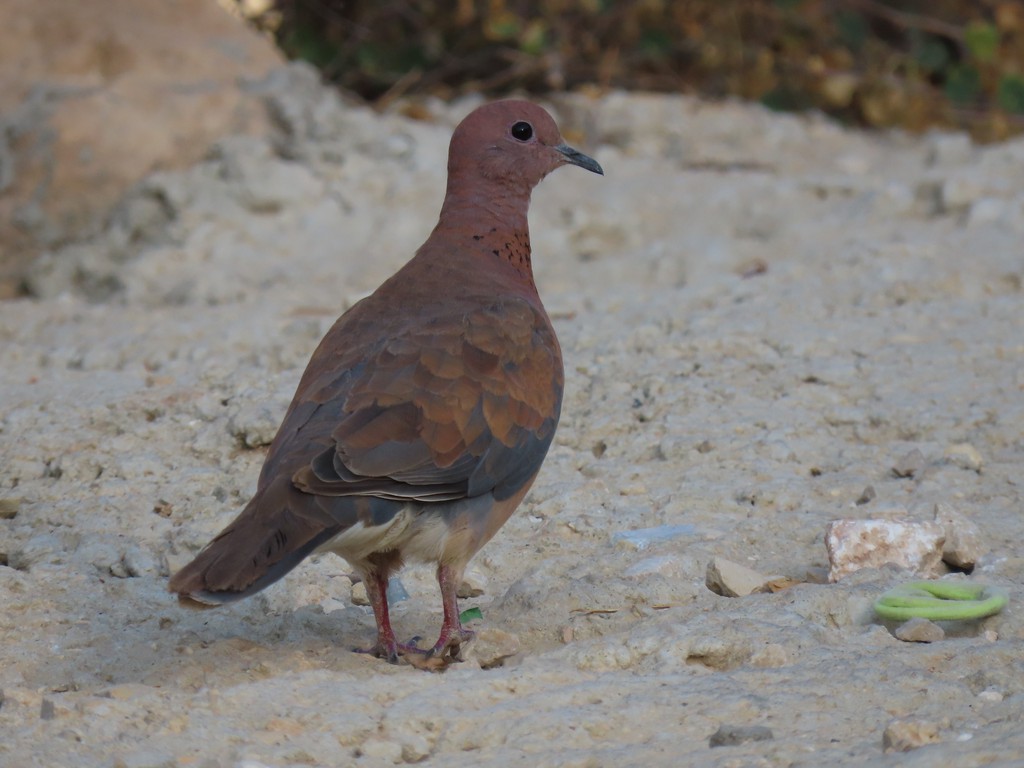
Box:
272, 296, 562, 506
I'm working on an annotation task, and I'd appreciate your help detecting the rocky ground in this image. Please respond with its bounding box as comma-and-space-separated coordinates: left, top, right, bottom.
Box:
2, 64, 1023, 767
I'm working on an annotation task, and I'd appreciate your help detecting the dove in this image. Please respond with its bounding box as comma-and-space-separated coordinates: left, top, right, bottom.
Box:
169, 100, 603, 668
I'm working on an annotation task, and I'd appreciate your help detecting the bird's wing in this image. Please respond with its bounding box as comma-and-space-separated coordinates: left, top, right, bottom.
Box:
285, 296, 563, 508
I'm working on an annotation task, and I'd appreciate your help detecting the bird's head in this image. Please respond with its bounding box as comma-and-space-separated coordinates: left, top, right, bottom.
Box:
447, 100, 603, 193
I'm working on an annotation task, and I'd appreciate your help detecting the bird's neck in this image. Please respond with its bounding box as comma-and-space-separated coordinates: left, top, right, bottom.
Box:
434, 182, 535, 283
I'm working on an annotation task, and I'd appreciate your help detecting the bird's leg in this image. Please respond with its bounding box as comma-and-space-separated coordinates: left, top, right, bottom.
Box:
354, 568, 402, 663
355, 568, 423, 664
356, 562, 474, 670
429, 562, 475, 658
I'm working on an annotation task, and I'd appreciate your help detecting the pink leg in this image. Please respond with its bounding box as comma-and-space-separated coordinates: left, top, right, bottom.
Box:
356, 569, 420, 664
355, 563, 474, 670
426, 563, 475, 658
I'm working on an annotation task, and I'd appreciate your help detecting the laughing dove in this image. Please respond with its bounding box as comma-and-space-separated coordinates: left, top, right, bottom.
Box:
169, 100, 603, 668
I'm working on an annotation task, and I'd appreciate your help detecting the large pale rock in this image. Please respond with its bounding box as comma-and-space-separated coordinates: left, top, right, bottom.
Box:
0, 0, 283, 296
825, 519, 946, 582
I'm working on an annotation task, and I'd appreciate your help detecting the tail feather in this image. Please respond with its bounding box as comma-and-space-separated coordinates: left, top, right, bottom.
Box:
174, 525, 342, 605
169, 476, 344, 603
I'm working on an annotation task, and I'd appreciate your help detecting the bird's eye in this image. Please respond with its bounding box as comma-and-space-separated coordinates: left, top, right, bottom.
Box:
511, 121, 533, 141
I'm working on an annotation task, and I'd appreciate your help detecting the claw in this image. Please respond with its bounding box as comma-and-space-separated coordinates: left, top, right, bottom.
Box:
354, 638, 424, 665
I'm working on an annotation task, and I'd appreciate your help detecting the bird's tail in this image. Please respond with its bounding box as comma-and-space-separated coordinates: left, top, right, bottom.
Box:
168, 476, 342, 606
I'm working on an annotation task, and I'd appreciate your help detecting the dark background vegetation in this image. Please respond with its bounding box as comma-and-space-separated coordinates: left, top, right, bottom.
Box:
236, 0, 1024, 142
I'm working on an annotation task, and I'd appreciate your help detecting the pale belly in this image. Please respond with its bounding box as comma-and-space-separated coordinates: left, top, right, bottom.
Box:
314, 504, 467, 568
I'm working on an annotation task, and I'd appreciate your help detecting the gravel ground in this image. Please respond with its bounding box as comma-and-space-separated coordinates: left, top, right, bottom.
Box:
2, 64, 1023, 767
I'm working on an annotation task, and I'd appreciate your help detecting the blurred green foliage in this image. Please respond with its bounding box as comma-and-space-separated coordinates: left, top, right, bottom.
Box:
239, 0, 1024, 141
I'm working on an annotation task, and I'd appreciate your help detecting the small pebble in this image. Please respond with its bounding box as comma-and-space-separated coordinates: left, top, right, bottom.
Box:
0, 497, 20, 519
944, 443, 983, 473
121, 545, 160, 577
894, 617, 945, 643
883, 719, 940, 752
892, 448, 926, 478
463, 628, 520, 669
934, 502, 985, 570
709, 724, 774, 747
40, 698, 55, 720
705, 557, 768, 597
855, 485, 876, 505
978, 689, 1004, 703
457, 566, 487, 598
350, 581, 369, 606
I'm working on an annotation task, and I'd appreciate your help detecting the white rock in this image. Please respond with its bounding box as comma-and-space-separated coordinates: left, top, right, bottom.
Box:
825, 519, 945, 582
705, 557, 768, 597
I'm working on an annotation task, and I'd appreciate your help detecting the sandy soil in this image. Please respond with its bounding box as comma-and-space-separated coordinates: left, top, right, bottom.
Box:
2, 64, 1023, 767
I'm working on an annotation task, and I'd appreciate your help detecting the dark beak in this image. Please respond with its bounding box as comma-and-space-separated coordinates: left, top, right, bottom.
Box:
555, 143, 604, 175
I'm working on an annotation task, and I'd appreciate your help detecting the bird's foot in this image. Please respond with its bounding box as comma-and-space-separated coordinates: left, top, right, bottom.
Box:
404, 626, 476, 671
354, 638, 425, 665
357, 627, 476, 671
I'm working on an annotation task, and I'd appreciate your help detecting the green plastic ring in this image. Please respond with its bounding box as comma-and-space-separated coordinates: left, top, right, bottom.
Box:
874, 581, 1009, 622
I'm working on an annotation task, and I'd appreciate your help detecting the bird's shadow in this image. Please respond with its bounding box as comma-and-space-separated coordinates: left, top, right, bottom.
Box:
20, 573, 425, 694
